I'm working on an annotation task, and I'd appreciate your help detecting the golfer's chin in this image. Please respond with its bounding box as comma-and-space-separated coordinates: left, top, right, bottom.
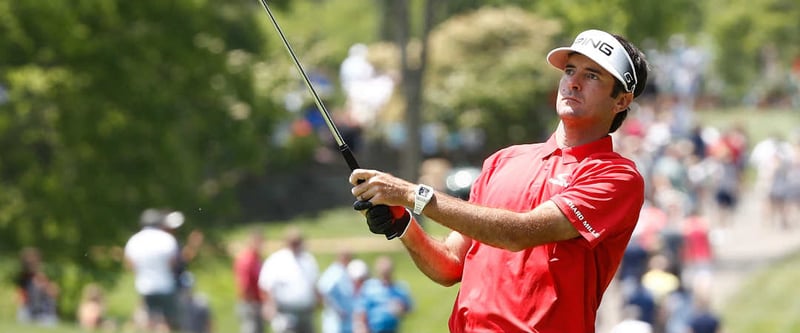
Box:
556, 100, 582, 116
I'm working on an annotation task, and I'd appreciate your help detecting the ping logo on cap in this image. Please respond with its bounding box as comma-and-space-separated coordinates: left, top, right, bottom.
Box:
573, 37, 615, 57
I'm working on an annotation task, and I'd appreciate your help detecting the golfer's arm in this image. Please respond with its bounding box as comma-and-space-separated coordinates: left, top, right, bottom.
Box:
400, 219, 471, 287
421, 191, 579, 252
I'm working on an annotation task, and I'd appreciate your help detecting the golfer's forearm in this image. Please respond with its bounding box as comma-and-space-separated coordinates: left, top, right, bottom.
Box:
400, 220, 464, 286
421, 193, 577, 251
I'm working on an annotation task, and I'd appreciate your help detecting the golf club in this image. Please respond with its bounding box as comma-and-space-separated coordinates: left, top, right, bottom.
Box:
257, 0, 380, 212
256, 0, 360, 171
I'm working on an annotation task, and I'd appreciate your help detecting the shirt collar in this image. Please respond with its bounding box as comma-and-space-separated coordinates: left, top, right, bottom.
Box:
542, 134, 614, 164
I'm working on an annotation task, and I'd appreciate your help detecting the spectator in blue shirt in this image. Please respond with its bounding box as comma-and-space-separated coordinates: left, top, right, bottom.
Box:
354, 256, 412, 333
318, 250, 354, 333
318, 252, 369, 333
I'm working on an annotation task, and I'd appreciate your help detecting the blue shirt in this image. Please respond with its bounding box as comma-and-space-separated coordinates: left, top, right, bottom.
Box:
355, 278, 413, 332
318, 263, 355, 333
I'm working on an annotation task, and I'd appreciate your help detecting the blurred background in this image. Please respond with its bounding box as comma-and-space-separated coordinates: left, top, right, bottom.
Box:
1, 0, 799, 332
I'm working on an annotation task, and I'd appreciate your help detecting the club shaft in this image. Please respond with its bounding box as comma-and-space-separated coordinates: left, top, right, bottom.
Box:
257, 0, 360, 171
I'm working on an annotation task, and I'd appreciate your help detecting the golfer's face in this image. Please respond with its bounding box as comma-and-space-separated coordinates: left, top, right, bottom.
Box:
555, 53, 620, 122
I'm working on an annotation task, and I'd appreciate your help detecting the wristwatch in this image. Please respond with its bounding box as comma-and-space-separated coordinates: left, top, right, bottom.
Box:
413, 184, 434, 215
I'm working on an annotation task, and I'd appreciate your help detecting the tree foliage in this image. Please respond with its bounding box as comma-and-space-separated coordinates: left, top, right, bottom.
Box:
425, 7, 562, 152
0, 0, 294, 260
534, 0, 703, 44
703, 0, 800, 104
0, 0, 327, 316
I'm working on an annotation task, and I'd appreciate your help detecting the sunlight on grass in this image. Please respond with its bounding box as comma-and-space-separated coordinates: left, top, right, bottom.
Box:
695, 107, 797, 144
722, 251, 800, 333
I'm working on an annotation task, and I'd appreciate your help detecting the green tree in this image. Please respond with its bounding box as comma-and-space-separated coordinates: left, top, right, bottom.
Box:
703, 0, 800, 104
0, 0, 300, 313
424, 7, 562, 154
534, 0, 703, 44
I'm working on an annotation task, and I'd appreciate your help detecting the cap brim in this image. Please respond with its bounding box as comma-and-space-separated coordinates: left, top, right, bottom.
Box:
347, 259, 369, 280
546, 47, 573, 71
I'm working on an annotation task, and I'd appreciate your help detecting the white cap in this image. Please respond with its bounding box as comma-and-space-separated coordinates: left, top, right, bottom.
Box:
163, 211, 185, 229
347, 259, 369, 280
348, 43, 368, 57
547, 29, 637, 93
140, 208, 163, 227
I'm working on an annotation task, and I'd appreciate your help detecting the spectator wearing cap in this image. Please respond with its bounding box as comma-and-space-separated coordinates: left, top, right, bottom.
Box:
158, 211, 208, 333
258, 227, 320, 333
124, 208, 182, 331
318, 253, 370, 333
317, 249, 353, 333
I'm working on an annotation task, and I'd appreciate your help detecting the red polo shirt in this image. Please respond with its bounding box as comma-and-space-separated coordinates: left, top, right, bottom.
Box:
234, 248, 263, 302
449, 135, 644, 333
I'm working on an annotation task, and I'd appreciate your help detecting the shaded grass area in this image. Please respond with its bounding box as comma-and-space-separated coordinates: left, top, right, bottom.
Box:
721, 250, 800, 333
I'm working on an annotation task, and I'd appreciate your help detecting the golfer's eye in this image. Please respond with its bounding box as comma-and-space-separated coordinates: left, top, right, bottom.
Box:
586, 73, 599, 80
564, 67, 575, 75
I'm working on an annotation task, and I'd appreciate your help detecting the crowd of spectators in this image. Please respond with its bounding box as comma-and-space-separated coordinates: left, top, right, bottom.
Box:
604, 90, 800, 333
233, 227, 413, 333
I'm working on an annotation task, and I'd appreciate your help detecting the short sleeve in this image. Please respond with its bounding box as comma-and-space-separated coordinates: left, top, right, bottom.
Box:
551, 158, 644, 247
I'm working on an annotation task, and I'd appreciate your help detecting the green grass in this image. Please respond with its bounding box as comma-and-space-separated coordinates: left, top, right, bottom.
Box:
722, 251, 800, 333
695, 107, 798, 144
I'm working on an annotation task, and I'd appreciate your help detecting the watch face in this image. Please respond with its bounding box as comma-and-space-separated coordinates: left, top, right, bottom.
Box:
418, 186, 431, 197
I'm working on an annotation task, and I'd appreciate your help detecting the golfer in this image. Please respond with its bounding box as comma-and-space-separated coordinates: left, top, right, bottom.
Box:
349, 29, 649, 332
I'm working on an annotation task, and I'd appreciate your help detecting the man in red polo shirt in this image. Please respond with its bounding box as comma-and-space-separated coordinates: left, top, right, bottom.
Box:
233, 229, 266, 333
350, 29, 649, 332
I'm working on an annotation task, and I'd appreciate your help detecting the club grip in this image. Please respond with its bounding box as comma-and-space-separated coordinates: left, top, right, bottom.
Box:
340, 143, 371, 208
340, 144, 360, 171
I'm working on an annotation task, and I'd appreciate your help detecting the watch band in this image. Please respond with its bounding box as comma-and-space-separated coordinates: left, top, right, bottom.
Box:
413, 184, 434, 215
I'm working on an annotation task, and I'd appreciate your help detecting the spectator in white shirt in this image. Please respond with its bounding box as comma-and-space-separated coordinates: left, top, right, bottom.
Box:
259, 227, 320, 333
124, 208, 182, 331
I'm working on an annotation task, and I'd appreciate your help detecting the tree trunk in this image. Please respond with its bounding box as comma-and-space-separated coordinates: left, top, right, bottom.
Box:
392, 0, 438, 182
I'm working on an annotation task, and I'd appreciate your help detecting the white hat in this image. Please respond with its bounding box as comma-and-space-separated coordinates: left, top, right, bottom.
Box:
140, 208, 163, 227
547, 29, 638, 93
163, 211, 185, 229
347, 259, 369, 280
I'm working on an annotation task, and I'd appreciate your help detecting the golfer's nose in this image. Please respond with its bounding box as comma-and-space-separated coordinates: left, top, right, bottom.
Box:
560, 75, 580, 94
565, 75, 581, 91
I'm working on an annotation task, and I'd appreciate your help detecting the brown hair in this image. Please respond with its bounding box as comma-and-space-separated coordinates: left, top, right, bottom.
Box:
608, 34, 649, 133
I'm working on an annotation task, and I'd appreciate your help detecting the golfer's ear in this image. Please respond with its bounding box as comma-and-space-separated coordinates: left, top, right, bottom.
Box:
614, 92, 633, 113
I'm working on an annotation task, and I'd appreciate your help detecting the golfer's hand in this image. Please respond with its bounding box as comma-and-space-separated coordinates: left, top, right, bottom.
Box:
349, 169, 414, 239
349, 169, 415, 207
353, 203, 411, 240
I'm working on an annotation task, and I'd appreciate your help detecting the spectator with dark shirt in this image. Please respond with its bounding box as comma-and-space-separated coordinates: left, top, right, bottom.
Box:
688, 296, 720, 333
14, 246, 59, 326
